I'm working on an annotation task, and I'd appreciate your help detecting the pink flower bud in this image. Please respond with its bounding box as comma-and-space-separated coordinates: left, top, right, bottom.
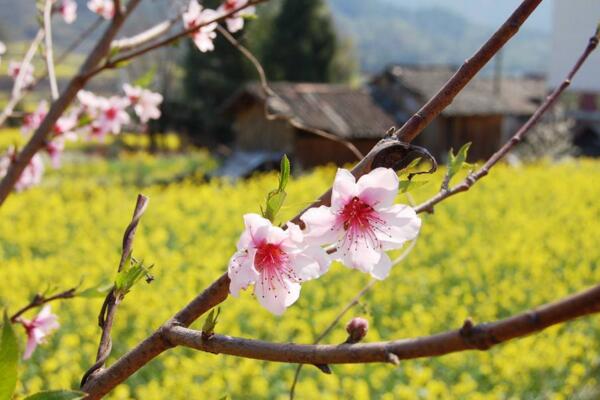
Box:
346, 317, 369, 343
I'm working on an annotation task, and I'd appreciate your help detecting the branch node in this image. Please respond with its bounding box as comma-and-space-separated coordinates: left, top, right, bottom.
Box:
386, 352, 400, 366
313, 363, 332, 374
459, 319, 499, 350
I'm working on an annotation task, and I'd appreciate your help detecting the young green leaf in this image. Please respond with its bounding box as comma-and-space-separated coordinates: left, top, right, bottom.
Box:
77, 283, 113, 298
23, 390, 88, 400
114, 258, 154, 299
398, 180, 429, 193
202, 307, 221, 337
278, 155, 290, 191
445, 142, 471, 187
134, 66, 157, 89
263, 155, 290, 222
0, 313, 19, 400
399, 157, 422, 176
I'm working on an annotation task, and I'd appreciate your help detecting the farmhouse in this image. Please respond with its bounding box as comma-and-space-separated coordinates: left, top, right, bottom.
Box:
223, 82, 396, 171
370, 65, 547, 161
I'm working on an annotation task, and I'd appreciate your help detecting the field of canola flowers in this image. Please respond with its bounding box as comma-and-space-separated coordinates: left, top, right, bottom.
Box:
1, 152, 600, 399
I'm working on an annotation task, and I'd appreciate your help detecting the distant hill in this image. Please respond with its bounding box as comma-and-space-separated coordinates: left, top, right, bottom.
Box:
0, 0, 550, 76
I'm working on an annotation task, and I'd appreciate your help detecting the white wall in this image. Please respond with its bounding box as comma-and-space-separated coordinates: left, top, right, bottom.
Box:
549, 0, 600, 91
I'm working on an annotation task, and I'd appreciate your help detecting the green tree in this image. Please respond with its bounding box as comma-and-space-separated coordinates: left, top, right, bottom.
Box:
263, 0, 355, 83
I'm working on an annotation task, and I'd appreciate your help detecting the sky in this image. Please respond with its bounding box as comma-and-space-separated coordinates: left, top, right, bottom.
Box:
385, 0, 553, 32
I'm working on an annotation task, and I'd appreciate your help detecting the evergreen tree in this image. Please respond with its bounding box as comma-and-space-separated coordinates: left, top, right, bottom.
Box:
263, 0, 353, 83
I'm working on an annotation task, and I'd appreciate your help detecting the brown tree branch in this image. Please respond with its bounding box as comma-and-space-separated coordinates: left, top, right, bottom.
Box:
394, 0, 542, 143
81, 194, 149, 386
165, 280, 600, 364
414, 32, 599, 214
9, 287, 77, 323
0, 0, 142, 206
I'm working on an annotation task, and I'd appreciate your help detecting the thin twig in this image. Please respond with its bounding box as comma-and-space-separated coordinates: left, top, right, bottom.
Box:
165, 280, 600, 364
81, 194, 149, 386
111, 15, 180, 52
9, 287, 77, 323
43, 0, 59, 100
289, 239, 418, 399
414, 32, 599, 214
217, 25, 364, 160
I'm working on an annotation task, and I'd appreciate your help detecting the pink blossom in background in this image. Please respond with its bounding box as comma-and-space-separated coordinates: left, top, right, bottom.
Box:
218, 0, 255, 33
91, 96, 130, 137
45, 139, 65, 168
87, 0, 114, 19
0, 147, 45, 191
57, 0, 77, 23
123, 84, 163, 123
8, 61, 35, 88
53, 110, 79, 140
183, 0, 218, 52
77, 90, 102, 117
0, 41, 5, 64
228, 214, 330, 315
21, 101, 48, 135
18, 305, 60, 360
301, 168, 421, 280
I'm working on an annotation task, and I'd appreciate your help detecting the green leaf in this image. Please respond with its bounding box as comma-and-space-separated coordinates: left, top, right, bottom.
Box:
399, 157, 422, 175
114, 258, 154, 298
77, 283, 113, 298
202, 307, 221, 336
134, 66, 157, 89
278, 155, 290, 191
262, 155, 291, 222
0, 313, 19, 400
446, 142, 471, 183
398, 180, 429, 193
23, 390, 87, 400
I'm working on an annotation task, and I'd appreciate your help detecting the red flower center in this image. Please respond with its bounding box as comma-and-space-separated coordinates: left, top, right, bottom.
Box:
254, 243, 286, 273
340, 197, 377, 231
337, 197, 389, 254
105, 107, 118, 120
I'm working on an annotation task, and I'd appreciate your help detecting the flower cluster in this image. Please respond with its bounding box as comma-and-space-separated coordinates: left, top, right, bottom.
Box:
228, 167, 421, 314
0, 84, 163, 190
55, 0, 77, 24
16, 305, 60, 360
183, 0, 255, 53
87, 0, 114, 19
8, 61, 35, 88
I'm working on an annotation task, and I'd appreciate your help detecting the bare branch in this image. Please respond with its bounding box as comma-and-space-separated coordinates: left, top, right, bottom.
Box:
81, 194, 149, 386
9, 287, 77, 323
414, 32, 599, 214
43, 0, 59, 100
165, 280, 600, 364
111, 15, 180, 52
217, 25, 364, 160
394, 0, 542, 143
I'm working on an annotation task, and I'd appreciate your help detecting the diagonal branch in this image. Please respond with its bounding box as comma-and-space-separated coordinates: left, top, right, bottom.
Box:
165, 280, 600, 364
10, 287, 77, 323
414, 32, 600, 214
43, 0, 59, 100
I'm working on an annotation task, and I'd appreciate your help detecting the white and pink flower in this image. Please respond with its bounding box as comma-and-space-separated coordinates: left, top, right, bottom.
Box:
301, 168, 421, 280
228, 214, 330, 315
0, 41, 6, 64
77, 90, 102, 117
18, 305, 60, 360
183, 0, 218, 53
123, 83, 163, 123
218, 0, 255, 33
57, 0, 77, 24
87, 0, 114, 19
0, 147, 45, 192
21, 101, 48, 135
8, 61, 35, 88
90, 96, 130, 137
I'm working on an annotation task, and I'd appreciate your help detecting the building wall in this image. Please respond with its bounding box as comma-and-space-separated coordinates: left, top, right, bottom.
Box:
294, 132, 378, 168
444, 115, 503, 161
232, 104, 295, 153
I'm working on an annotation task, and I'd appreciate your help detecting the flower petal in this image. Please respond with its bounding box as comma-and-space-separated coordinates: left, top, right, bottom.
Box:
331, 169, 358, 211
228, 249, 258, 297
338, 233, 382, 274
376, 205, 421, 250
357, 168, 399, 209
292, 245, 331, 281
23, 334, 38, 360
254, 276, 300, 315
238, 213, 270, 249
371, 252, 393, 280
300, 205, 341, 246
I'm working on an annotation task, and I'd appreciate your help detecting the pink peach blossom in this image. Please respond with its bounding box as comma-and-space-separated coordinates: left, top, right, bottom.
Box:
0, 147, 45, 191
57, 0, 77, 23
87, 0, 114, 19
123, 84, 163, 123
18, 305, 60, 360
183, 0, 218, 52
301, 168, 421, 280
228, 214, 330, 315
8, 61, 35, 88
91, 96, 130, 137
218, 0, 255, 33
21, 101, 48, 135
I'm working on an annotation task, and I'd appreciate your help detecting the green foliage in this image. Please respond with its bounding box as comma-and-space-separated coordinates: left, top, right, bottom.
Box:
76, 283, 113, 299
0, 313, 19, 400
133, 66, 157, 89
263, 155, 290, 222
445, 142, 472, 186
114, 257, 154, 299
202, 307, 221, 336
263, 0, 356, 83
23, 390, 87, 400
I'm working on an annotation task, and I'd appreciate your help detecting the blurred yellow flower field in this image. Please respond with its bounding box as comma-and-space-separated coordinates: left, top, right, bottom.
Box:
1, 155, 600, 399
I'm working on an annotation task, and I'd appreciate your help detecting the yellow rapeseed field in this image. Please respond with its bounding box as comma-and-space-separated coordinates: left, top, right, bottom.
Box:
1, 153, 600, 399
